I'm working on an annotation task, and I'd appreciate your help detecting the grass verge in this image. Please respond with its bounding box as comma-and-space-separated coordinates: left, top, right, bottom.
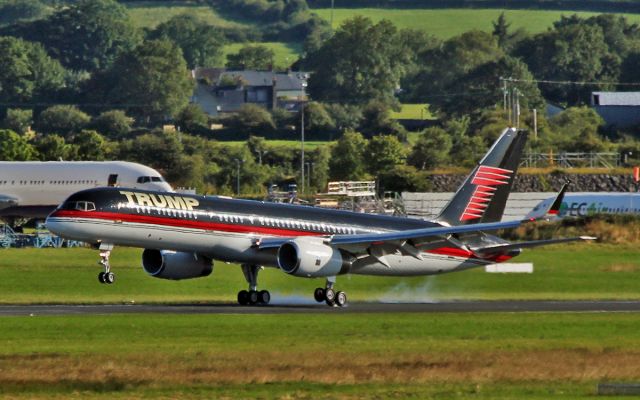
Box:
0, 312, 639, 398
0, 243, 639, 303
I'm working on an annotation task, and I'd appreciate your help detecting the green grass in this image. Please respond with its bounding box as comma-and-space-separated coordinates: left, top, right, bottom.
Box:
222, 41, 303, 69
390, 103, 434, 120
1, 312, 640, 398
0, 243, 638, 304
125, 1, 249, 29
313, 8, 640, 38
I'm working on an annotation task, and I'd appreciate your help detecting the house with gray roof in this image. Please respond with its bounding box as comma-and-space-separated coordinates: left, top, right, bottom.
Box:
591, 91, 640, 128
191, 68, 309, 116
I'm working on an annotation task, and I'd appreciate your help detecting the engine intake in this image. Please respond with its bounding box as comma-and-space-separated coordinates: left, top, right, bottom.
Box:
277, 237, 351, 277
142, 249, 212, 280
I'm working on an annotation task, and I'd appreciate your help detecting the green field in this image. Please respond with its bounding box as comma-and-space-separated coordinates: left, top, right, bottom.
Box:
313, 8, 640, 38
1, 312, 639, 398
222, 41, 303, 69
125, 1, 249, 29
0, 243, 638, 304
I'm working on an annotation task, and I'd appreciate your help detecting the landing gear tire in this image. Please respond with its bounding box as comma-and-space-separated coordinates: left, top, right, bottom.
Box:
325, 288, 336, 306
314, 287, 325, 303
98, 272, 105, 284
104, 272, 115, 284
248, 290, 259, 305
237, 290, 249, 305
335, 291, 347, 307
259, 290, 271, 305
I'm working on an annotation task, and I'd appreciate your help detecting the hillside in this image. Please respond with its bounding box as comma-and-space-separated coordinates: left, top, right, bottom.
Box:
312, 8, 640, 38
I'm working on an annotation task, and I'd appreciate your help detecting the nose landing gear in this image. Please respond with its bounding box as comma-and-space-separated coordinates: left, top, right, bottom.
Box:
313, 277, 347, 307
97, 244, 115, 285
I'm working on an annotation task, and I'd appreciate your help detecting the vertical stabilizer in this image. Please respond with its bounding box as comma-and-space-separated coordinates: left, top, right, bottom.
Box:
436, 128, 528, 225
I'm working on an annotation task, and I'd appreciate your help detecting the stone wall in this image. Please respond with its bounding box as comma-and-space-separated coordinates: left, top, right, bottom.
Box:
428, 173, 639, 192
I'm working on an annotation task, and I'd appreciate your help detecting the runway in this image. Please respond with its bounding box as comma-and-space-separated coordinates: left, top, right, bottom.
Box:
1, 300, 640, 316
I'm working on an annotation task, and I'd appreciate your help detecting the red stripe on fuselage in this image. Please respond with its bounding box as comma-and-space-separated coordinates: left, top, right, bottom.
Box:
50, 209, 320, 237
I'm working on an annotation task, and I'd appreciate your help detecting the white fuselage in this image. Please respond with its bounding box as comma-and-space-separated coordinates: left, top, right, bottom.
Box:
0, 161, 172, 220
526, 192, 640, 219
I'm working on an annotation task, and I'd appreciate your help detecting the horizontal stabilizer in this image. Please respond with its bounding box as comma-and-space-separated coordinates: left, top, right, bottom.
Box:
474, 236, 597, 254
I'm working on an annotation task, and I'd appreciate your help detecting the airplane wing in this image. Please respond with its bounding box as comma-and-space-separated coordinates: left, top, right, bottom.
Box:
0, 195, 18, 210
472, 236, 597, 255
256, 219, 522, 253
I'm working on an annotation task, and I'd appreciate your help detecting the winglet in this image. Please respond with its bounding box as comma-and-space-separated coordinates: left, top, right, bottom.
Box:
545, 180, 570, 218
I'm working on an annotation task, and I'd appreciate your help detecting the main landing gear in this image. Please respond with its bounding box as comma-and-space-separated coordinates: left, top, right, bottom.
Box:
97, 244, 115, 285
237, 264, 270, 306
313, 277, 347, 307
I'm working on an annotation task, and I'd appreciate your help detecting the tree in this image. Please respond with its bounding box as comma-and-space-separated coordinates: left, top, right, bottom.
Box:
406, 30, 504, 106
1, 109, 32, 135
92, 110, 133, 139
33, 134, 71, 160
305, 16, 408, 106
547, 107, 607, 151
7, 0, 141, 71
149, 14, 225, 69
0, 36, 65, 105
359, 101, 406, 139
492, 12, 511, 48
365, 135, 407, 177
103, 39, 194, 122
0, 0, 49, 27
175, 104, 209, 133
439, 56, 544, 118
118, 131, 184, 182
227, 104, 276, 135
69, 130, 109, 161
328, 130, 368, 180
378, 165, 432, 193
408, 127, 453, 170
303, 102, 334, 139
34, 105, 90, 137
515, 22, 615, 105
0, 129, 37, 160
226, 45, 275, 70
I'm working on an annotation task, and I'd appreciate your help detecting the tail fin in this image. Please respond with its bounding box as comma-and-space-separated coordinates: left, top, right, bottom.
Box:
437, 127, 528, 225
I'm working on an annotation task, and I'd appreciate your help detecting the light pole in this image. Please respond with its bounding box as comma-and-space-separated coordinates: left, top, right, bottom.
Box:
300, 102, 305, 193
234, 158, 242, 196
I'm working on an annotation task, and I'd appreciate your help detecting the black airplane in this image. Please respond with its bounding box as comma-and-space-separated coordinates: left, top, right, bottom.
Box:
46, 128, 593, 306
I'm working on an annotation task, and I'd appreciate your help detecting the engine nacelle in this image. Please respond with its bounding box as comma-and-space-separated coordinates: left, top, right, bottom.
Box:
142, 249, 212, 280
276, 237, 351, 277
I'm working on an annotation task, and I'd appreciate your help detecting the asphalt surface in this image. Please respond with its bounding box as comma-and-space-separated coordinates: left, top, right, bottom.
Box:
1, 301, 640, 316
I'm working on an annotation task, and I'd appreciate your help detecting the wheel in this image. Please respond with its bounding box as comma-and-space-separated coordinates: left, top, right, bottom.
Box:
248, 290, 259, 305
237, 290, 249, 305
325, 288, 336, 306
335, 291, 347, 307
104, 272, 115, 284
313, 287, 325, 303
259, 290, 271, 304
98, 272, 105, 284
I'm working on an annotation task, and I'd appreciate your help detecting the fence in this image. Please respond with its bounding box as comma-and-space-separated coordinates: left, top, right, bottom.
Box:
521, 152, 621, 168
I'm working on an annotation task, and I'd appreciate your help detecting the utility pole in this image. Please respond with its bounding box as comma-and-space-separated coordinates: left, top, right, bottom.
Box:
234, 158, 242, 196
300, 102, 305, 193
331, 0, 335, 29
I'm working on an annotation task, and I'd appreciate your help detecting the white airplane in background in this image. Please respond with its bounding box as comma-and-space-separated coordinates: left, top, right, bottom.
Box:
0, 161, 172, 227
526, 192, 640, 220
46, 128, 594, 307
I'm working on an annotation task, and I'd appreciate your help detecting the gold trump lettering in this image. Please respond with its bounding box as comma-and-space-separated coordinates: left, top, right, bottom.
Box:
120, 191, 200, 210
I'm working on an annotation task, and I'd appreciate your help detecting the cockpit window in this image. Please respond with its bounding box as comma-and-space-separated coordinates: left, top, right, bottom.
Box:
137, 176, 166, 183
66, 201, 96, 211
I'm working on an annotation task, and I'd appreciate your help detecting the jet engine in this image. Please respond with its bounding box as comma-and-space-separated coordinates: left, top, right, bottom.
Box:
276, 237, 351, 277
142, 249, 212, 280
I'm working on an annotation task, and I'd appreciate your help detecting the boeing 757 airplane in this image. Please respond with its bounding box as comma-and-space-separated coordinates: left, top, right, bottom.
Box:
46, 128, 593, 306
0, 161, 172, 226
